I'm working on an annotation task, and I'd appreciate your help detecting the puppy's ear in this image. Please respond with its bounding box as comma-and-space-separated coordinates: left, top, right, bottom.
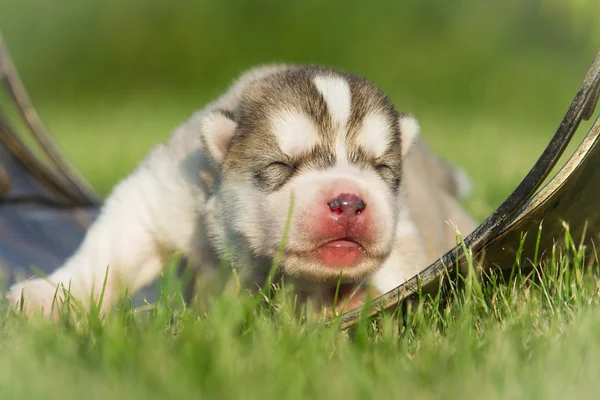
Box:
200, 110, 238, 165
398, 113, 420, 157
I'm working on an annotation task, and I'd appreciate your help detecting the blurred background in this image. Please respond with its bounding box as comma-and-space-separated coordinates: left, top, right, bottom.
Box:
0, 0, 598, 221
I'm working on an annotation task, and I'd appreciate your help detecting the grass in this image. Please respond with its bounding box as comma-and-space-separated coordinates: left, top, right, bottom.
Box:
3, 225, 600, 399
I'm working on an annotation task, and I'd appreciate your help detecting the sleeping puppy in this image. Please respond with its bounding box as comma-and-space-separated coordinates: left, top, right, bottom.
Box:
7, 65, 477, 317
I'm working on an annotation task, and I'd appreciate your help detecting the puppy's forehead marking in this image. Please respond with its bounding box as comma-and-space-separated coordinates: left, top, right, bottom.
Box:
356, 113, 392, 158
270, 109, 320, 157
313, 75, 351, 127
334, 134, 349, 167
313, 75, 352, 166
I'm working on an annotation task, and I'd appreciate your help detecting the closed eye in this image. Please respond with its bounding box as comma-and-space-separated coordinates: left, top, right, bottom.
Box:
376, 164, 393, 173
375, 164, 400, 190
267, 161, 293, 170
254, 161, 296, 191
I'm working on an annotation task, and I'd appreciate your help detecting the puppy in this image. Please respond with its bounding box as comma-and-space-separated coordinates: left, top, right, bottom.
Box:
7, 65, 477, 317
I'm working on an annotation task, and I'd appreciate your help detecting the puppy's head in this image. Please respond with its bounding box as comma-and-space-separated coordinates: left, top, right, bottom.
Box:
201, 67, 419, 286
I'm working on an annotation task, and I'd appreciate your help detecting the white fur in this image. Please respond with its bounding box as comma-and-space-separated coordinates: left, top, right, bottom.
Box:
202, 112, 238, 163
370, 213, 425, 294
357, 113, 392, 158
399, 114, 421, 157
313, 75, 352, 166
271, 109, 320, 157
313, 75, 351, 127
335, 136, 349, 167
8, 140, 209, 316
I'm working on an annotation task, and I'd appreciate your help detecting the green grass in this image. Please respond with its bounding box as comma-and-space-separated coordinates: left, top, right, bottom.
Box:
3, 227, 600, 399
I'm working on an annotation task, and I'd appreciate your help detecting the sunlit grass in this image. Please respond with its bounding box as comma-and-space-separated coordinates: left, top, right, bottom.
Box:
3, 224, 600, 399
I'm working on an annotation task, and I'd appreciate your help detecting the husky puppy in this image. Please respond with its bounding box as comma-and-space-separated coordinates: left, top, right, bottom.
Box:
7, 65, 477, 316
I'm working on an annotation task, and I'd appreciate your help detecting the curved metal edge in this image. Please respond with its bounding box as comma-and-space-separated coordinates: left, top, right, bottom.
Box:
336, 48, 600, 330
503, 114, 600, 231
0, 30, 101, 206
461, 49, 600, 251
0, 115, 89, 206
478, 113, 600, 271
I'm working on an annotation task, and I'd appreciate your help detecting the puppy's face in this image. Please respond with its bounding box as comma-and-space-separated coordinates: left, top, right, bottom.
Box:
202, 67, 419, 286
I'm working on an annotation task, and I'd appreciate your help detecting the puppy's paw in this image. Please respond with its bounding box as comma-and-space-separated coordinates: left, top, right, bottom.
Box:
7, 278, 68, 319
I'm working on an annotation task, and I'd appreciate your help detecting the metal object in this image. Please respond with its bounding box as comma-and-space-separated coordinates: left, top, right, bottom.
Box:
1, 31, 599, 324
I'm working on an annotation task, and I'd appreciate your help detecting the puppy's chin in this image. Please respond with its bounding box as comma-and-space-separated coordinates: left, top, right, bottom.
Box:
279, 251, 387, 284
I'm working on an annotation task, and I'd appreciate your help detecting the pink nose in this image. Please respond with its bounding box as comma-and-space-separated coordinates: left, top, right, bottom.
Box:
327, 193, 367, 217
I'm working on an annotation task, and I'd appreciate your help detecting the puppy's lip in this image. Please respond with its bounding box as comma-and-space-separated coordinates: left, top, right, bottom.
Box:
321, 238, 361, 248
317, 238, 363, 269
283, 237, 390, 261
